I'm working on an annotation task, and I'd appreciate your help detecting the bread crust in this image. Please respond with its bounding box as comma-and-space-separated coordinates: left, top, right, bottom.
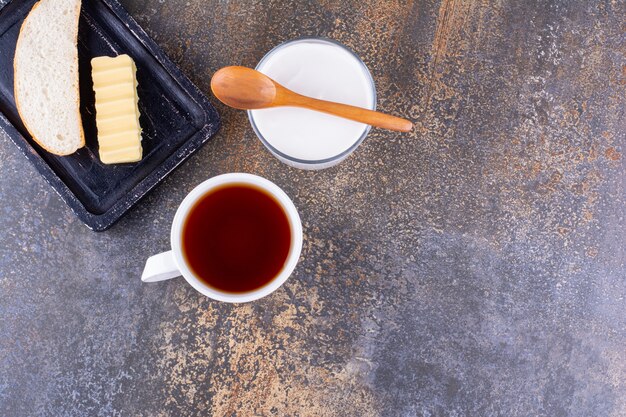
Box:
13, 0, 85, 156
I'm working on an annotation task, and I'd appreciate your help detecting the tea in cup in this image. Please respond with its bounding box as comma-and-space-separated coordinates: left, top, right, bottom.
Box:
142, 173, 302, 303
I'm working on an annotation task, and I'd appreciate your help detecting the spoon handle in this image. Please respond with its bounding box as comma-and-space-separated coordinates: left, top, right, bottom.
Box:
287, 93, 413, 132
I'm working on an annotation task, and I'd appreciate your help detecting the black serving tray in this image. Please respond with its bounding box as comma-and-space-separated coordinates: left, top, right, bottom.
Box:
0, 0, 220, 231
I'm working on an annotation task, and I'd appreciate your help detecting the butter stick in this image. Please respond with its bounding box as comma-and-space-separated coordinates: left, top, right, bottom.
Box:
92, 54, 142, 164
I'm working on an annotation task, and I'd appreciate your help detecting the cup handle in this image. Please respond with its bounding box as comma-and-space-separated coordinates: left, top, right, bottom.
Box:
141, 250, 181, 283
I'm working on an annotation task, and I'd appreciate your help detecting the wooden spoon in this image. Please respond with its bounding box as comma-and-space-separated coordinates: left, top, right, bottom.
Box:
211, 66, 413, 132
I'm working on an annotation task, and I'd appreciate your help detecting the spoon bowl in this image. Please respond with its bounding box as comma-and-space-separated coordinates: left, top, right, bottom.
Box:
211, 66, 277, 110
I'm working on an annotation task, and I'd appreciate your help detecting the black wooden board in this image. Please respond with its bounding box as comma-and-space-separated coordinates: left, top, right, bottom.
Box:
0, 0, 220, 231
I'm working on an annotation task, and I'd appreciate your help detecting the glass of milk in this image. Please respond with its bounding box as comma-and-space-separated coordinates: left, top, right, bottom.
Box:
248, 38, 376, 170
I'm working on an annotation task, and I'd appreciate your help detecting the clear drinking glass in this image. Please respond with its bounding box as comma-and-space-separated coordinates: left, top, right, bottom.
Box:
247, 38, 377, 170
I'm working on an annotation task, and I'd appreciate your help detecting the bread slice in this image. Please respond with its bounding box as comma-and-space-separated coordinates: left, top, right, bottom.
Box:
14, 0, 85, 156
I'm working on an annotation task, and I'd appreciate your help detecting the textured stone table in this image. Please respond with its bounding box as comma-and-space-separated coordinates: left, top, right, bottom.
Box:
1, 1, 625, 416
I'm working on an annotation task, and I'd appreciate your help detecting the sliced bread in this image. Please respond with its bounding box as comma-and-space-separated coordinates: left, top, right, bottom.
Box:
14, 0, 84, 156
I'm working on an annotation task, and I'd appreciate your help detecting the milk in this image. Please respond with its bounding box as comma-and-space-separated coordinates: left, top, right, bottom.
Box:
249, 39, 376, 167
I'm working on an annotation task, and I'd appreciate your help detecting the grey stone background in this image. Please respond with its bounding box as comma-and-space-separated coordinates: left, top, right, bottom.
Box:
1, 0, 625, 416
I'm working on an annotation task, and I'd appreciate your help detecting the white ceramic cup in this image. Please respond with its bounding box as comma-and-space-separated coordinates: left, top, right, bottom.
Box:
141, 173, 303, 303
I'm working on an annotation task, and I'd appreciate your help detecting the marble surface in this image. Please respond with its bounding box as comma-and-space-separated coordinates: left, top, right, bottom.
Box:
0, 0, 624, 416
